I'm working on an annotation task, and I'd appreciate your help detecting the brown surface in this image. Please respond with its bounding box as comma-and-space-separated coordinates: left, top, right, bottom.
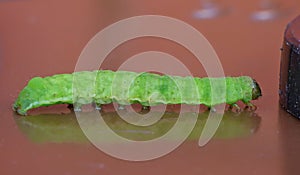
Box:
1, 0, 300, 175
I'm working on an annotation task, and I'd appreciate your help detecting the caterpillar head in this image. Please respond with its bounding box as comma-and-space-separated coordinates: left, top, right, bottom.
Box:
252, 79, 262, 100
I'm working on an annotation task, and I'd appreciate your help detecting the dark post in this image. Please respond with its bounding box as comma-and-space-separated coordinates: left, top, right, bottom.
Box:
280, 15, 300, 119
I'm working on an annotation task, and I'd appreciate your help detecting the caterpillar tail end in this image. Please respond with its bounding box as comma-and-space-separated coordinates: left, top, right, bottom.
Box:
12, 103, 18, 112
12, 103, 28, 116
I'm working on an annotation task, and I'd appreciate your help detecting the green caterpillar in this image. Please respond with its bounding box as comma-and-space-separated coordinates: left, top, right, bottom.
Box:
13, 70, 262, 115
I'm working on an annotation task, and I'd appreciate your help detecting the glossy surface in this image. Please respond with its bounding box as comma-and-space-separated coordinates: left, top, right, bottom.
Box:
1, 0, 300, 174
15, 110, 260, 143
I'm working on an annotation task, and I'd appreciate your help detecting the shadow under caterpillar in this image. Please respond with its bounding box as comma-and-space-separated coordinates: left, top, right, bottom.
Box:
14, 111, 261, 143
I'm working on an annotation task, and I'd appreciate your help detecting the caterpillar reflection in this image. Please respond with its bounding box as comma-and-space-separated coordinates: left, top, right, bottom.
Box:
13, 70, 262, 115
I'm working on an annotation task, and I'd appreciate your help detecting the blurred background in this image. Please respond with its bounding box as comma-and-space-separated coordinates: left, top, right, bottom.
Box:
1, 0, 300, 175
0, 0, 297, 77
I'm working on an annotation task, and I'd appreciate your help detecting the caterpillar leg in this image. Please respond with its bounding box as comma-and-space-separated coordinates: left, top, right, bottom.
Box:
73, 103, 82, 112
229, 104, 241, 113
118, 104, 126, 110
208, 106, 217, 113
142, 106, 151, 111
140, 105, 151, 114
244, 102, 257, 111
16, 108, 27, 116
93, 103, 102, 111
12, 104, 18, 111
